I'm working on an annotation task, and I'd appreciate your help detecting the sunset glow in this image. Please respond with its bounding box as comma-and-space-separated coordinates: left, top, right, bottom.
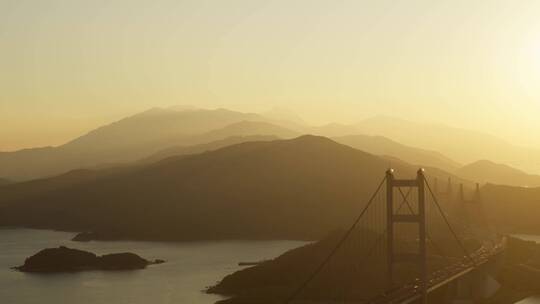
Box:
1, 0, 540, 151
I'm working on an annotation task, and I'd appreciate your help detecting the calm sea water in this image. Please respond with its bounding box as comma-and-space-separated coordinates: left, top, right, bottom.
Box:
0, 228, 305, 304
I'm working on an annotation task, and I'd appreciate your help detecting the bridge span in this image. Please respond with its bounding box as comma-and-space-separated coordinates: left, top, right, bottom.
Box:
372, 239, 505, 304
286, 169, 506, 304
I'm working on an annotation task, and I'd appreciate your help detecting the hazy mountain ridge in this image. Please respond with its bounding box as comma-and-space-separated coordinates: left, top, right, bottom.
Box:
286, 115, 540, 176
457, 160, 540, 187
141, 123, 457, 171
0, 109, 290, 181
64, 108, 265, 150
186, 121, 299, 143
309, 122, 361, 137
0, 136, 466, 242
333, 134, 461, 172
302, 115, 540, 175
140, 135, 280, 164
354, 116, 540, 174
3, 107, 537, 186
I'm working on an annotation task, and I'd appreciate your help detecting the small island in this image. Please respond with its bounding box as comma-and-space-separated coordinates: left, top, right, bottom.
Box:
13, 246, 165, 273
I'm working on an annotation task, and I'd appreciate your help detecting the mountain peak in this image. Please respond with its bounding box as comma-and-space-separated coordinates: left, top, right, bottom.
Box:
457, 159, 540, 187
167, 105, 199, 112
289, 134, 333, 144
462, 160, 523, 173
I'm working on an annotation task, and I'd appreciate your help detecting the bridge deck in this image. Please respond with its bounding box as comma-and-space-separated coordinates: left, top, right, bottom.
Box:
370, 241, 505, 304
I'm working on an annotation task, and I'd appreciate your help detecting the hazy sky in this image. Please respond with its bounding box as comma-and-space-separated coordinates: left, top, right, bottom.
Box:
1, 0, 540, 151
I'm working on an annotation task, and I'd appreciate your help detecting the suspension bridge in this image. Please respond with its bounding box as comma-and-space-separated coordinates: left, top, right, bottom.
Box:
285, 168, 505, 304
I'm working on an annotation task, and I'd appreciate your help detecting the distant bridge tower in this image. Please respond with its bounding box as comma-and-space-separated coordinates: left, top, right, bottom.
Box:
474, 183, 482, 203
386, 168, 428, 304
459, 184, 465, 202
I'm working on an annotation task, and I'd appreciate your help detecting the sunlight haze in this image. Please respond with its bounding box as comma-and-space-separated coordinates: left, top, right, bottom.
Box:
1, 0, 540, 151
3, 3, 540, 304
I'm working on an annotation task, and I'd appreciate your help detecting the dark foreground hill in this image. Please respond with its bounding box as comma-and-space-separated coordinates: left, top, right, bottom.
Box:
0, 136, 464, 241
210, 236, 540, 304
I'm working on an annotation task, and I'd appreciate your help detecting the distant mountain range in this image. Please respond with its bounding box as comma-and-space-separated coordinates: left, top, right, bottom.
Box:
303, 116, 540, 175
0, 136, 466, 241
456, 160, 540, 187
352, 116, 540, 175
2, 106, 539, 184
0, 107, 460, 182
140, 135, 280, 164
143, 132, 461, 172
333, 135, 461, 172
0, 108, 293, 181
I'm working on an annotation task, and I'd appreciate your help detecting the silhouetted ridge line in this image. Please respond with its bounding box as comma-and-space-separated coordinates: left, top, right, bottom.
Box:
0, 136, 469, 242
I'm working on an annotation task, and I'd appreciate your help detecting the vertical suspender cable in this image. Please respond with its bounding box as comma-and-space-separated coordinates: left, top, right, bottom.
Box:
284, 177, 387, 304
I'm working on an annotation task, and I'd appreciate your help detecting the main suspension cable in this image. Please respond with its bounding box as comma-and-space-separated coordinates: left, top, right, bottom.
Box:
424, 177, 477, 267
284, 176, 387, 303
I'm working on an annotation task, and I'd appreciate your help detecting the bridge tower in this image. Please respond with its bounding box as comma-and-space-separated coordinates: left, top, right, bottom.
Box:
386, 168, 428, 304
474, 183, 482, 203
459, 184, 465, 202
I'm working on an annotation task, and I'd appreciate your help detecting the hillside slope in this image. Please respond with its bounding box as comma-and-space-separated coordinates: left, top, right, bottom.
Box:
0, 136, 464, 241
209, 228, 479, 303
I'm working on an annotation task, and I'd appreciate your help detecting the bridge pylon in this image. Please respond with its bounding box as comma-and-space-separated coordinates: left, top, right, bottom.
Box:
386, 168, 428, 304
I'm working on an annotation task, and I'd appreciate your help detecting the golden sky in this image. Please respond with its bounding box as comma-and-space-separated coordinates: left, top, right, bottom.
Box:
1, 0, 540, 151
